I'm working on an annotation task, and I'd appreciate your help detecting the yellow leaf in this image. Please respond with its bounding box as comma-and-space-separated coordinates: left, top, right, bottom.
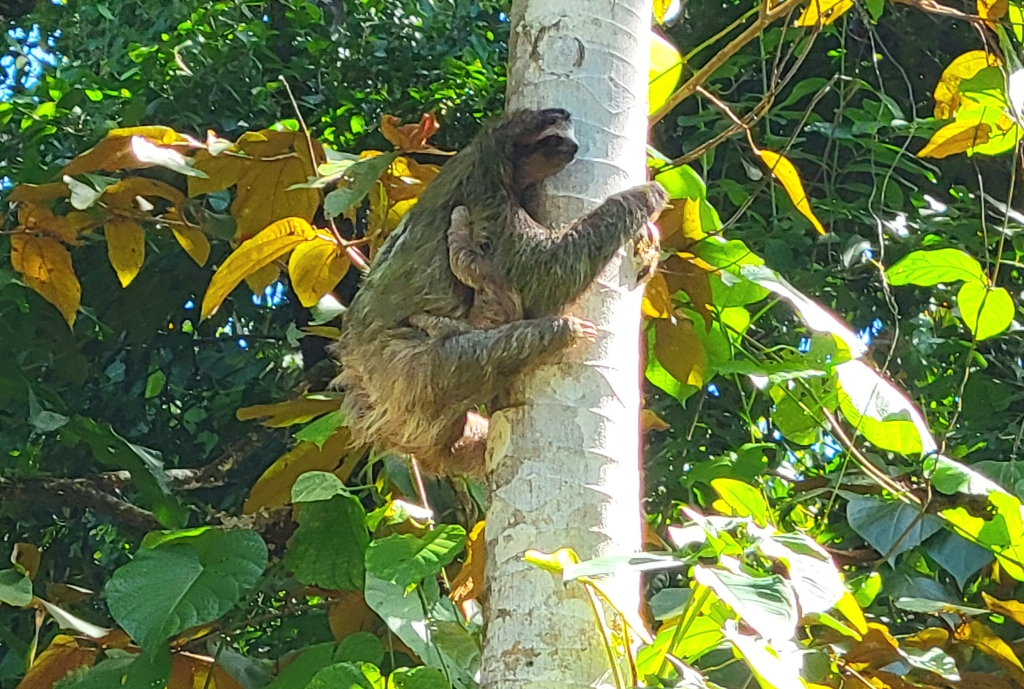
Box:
104, 218, 146, 287
680, 198, 705, 242
979, 0, 1009, 20
10, 233, 81, 327
956, 619, 1024, 683
653, 0, 672, 22
8, 182, 70, 203
61, 126, 193, 176
12, 543, 40, 579
933, 50, 1002, 119
236, 395, 342, 427
201, 217, 316, 319
654, 317, 706, 387
835, 591, 869, 635
243, 429, 353, 513
16, 635, 97, 689
641, 408, 671, 432
650, 32, 683, 116
643, 273, 672, 318
917, 119, 992, 158
983, 592, 1024, 626
664, 254, 714, 329
302, 326, 341, 339
758, 149, 826, 235
172, 227, 211, 267
102, 177, 186, 210
449, 521, 486, 613
17, 203, 96, 245
796, 0, 855, 26
190, 130, 322, 240
244, 263, 280, 295
288, 234, 352, 307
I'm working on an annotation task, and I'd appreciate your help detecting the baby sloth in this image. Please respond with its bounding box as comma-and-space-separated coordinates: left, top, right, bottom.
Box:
333, 108, 668, 478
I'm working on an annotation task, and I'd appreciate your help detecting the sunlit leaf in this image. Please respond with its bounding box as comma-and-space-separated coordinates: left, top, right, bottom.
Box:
324, 152, 399, 219
62, 126, 196, 176
201, 217, 316, 319
979, 0, 1009, 21
243, 429, 354, 513
725, 627, 806, 689
918, 119, 992, 158
693, 565, 798, 642
10, 233, 81, 327
957, 281, 1015, 341
288, 234, 351, 308
955, 619, 1024, 683
653, 0, 672, 22
711, 479, 770, 526
797, 0, 855, 26
886, 248, 986, 286
190, 130, 323, 240
642, 273, 672, 318
650, 33, 683, 116
942, 491, 1024, 581
366, 525, 466, 589
380, 113, 445, 154
104, 219, 146, 288
757, 150, 826, 235
62, 175, 104, 210
934, 51, 1002, 119
236, 395, 342, 427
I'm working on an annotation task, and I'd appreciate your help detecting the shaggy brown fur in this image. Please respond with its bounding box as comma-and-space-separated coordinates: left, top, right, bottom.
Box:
332, 108, 668, 478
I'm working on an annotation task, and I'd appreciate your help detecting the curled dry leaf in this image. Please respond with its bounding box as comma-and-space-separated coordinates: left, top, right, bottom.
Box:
288, 233, 352, 308
10, 233, 81, 327
201, 217, 316, 319
449, 521, 486, 615
380, 113, 443, 153
104, 218, 146, 288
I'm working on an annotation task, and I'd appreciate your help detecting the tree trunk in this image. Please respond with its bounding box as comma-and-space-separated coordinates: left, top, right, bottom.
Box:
481, 2, 653, 688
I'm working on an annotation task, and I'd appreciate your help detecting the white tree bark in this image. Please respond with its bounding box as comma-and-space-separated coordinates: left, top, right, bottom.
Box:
482, 2, 653, 688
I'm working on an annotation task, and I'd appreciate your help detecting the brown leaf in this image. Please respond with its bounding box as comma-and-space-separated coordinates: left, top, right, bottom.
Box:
654, 317, 706, 387
243, 262, 280, 296
663, 254, 713, 329
288, 233, 351, 307
8, 182, 70, 203
61, 126, 194, 176
15, 635, 97, 689
380, 113, 441, 152
17, 203, 96, 245
327, 590, 377, 640
169, 652, 244, 689
189, 130, 323, 240
104, 218, 146, 287
641, 408, 671, 432
12, 543, 40, 580
243, 429, 353, 513
10, 233, 81, 327
449, 521, 486, 614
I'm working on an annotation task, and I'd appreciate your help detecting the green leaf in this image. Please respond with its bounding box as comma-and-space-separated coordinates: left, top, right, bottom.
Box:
392, 667, 451, 689
692, 565, 798, 641
846, 496, 943, 562
929, 455, 1008, 497
710, 479, 770, 526
105, 529, 267, 648
758, 532, 846, 615
57, 647, 171, 689
653, 163, 705, 200
307, 662, 375, 689
62, 416, 187, 528
292, 470, 350, 503
264, 644, 336, 689
144, 370, 166, 399
365, 525, 466, 589
926, 531, 993, 589
957, 281, 1015, 341
285, 494, 369, 590
649, 32, 683, 116
561, 553, 684, 582
295, 409, 347, 448
886, 248, 985, 286
334, 632, 385, 665
0, 568, 33, 606
324, 152, 398, 218
942, 491, 1024, 581
836, 360, 936, 456
959, 66, 1009, 109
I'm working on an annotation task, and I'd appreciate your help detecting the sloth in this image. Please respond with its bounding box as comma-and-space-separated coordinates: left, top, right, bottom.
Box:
332, 108, 668, 478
